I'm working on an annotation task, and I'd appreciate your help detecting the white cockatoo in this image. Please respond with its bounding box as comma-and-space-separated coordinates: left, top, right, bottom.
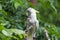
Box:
26, 7, 39, 40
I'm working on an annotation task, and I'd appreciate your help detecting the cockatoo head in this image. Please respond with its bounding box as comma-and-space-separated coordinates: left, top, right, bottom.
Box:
27, 8, 39, 13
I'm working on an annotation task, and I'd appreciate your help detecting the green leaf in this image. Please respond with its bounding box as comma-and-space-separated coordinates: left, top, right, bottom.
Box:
0, 10, 7, 16
19, 34, 23, 39
0, 25, 5, 31
0, 5, 2, 10
14, 2, 20, 9
2, 29, 25, 37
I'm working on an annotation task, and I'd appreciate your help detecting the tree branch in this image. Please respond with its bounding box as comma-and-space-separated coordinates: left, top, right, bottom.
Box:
43, 28, 51, 40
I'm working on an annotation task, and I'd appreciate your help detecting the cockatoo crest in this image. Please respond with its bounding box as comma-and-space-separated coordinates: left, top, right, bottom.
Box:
27, 8, 39, 13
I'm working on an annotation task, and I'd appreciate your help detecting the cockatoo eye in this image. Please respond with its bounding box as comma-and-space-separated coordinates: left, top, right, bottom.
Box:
27, 11, 31, 16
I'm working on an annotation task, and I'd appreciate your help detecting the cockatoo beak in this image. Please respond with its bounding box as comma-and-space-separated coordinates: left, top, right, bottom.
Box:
35, 10, 39, 13
26, 10, 28, 16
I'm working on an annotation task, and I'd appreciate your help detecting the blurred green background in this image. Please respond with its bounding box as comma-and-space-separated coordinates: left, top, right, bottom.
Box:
0, 0, 60, 40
